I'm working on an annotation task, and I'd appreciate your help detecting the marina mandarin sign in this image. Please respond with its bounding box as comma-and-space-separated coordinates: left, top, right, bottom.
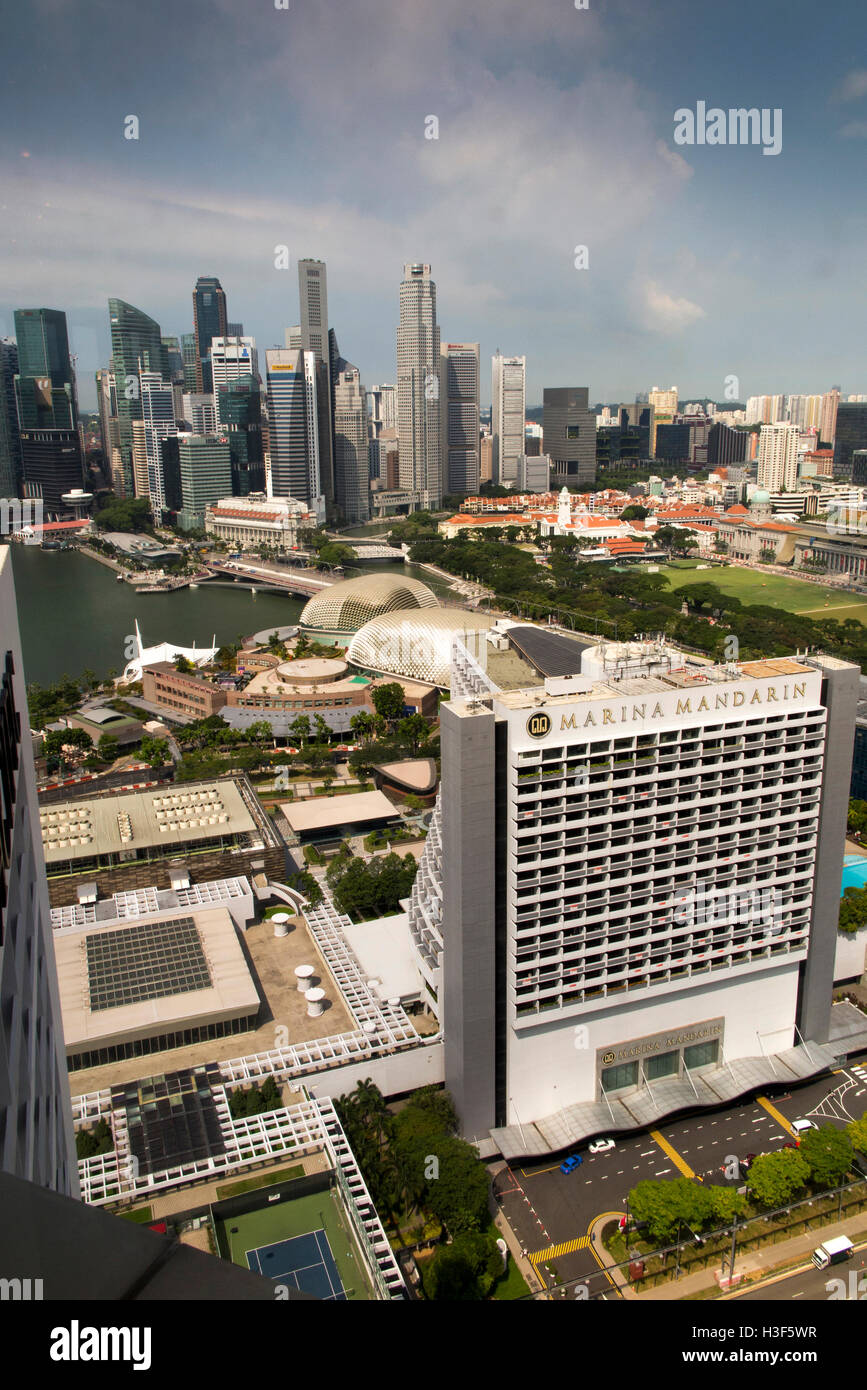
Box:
521, 675, 819, 744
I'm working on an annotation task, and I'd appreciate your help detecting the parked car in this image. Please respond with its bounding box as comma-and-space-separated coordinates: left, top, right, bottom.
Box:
589, 1138, 615, 1154
560, 1154, 583, 1174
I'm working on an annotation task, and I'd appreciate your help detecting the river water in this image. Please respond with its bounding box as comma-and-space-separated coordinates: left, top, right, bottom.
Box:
7, 545, 459, 687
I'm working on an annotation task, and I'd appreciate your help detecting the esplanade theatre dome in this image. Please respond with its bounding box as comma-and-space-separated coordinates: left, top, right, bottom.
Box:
347, 609, 495, 687
299, 573, 439, 633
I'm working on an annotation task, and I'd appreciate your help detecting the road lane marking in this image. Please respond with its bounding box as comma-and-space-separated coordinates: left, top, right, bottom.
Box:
640, 1150, 655, 1156
757, 1095, 796, 1136
654, 1168, 671, 1176
529, 1235, 591, 1263
650, 1129, 695, 1178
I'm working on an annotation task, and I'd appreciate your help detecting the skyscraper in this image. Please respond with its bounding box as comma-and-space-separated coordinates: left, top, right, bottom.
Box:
192, 276, 228, 393
410, 638, 858, 1144
821, 388, 841, 446
140, 372, 178, 515
211, 336, 259, 416
0, 546, 78, 1195
108, 299, 163, 497
0, 338, 21, 496
218, 374, 264, 495
177, 434, 232, 531
265, 349, 323, 519
14, 309, 83, 514
441, 343, 480, 496
491, 354, 526, 487
297, 260, 335, 511
543, 387, 596, 486
180, 333, 198, 393
833, 402, 867, 480
333, 365, 370, 523
397, 263, 441, 506
758, 422, 799, 491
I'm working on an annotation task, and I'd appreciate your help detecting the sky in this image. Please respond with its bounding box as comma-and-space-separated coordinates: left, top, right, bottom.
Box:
1, 0, 865, 411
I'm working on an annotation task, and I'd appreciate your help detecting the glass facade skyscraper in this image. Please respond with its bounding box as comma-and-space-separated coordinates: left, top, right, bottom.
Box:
108, 299, 163, 497
192, 276, 227, 394
13, 309, 83, 514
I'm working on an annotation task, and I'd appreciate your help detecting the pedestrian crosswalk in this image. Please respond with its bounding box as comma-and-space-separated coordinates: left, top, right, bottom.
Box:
529, 1236, 591, 1263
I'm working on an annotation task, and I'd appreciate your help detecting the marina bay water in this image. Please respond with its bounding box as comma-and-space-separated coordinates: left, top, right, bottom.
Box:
7, 545, 457, 687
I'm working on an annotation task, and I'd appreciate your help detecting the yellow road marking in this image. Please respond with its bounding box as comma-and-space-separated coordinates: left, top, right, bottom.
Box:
585, 1212, 624, 1288
520, 1163, 561, 1178
756, 1095, 795, 1136
529, 1236, 591, 1263
649, 1128, 694, 1178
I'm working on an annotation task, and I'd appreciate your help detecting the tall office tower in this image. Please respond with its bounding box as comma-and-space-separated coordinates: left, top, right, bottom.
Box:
833, 403, 867, 480
181, 393, 217, 434
95, 367, 122, 493
265, 349, 323, 519
758, 422, 800, 491
332, 366, 370, 523
160, 336, 184, 382
543, 387, 596, 486
367, 384, 399, 434
227, 322, 244, 337
480, 432, 493, 483
297, 260, 335, 511
176, 433, 232, 531
411, 637, 858, 1144
821, 388, 841, 446
397, 263, 441, 506
13, 309, 83, 514
180, 332, 198, 392
211, 336, 259, 417
0, 547, 78, 1195
708, 421, 748, 467
441, 343, 480, 495
108, 299, 163, 497
218, 374, 264, 495
192, 276, 227, 393
0, 338, 21, 495
284, 326, 302, 351
139, 372, 177, 515
517, 453, 551, 491
491, 354, 526, 487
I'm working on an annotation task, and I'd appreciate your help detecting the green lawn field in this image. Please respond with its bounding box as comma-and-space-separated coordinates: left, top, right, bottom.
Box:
659, 561, 867, 625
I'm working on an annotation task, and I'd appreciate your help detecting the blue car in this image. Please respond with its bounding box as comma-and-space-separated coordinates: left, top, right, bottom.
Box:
560, 1154, 583, 1174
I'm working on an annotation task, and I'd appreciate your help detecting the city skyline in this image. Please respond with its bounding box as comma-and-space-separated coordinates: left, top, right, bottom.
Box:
2, 1, 867, 411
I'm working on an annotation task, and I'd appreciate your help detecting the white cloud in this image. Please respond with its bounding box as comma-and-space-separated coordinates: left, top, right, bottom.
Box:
839, 120, 867, 139
639, 280, 706, 334
834, 69, 867, 103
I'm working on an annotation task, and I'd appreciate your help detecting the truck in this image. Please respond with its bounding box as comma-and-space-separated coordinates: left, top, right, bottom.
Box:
811, 1235, 854, 1269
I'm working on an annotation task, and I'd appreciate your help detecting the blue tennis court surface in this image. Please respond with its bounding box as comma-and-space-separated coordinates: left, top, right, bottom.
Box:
246, 1229, 347, 1300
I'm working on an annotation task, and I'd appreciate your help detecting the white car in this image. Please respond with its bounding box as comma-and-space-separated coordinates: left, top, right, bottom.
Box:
588, 1137, 615, 1154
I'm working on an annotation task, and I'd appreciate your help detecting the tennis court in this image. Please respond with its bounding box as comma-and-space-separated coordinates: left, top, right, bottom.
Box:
247, 1229, 346, 1300
217, 1183, 375, 1300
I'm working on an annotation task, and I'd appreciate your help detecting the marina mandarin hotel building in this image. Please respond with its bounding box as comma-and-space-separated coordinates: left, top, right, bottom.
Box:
415, 638, 859, 1154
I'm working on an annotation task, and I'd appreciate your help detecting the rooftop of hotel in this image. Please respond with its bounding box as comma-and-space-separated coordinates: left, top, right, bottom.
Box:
39, 779, 257, 864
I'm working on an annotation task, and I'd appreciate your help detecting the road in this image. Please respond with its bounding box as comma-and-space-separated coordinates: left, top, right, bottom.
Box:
493, 1050, 867, 1296
734, 1258, 867, 1302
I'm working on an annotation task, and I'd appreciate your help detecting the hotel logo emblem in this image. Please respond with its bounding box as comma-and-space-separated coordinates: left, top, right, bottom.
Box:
602, 1051, 615, 1064
526, 711, 551, 739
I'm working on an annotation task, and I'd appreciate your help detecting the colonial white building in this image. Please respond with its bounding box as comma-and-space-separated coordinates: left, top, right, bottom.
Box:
204, 493, 317, 553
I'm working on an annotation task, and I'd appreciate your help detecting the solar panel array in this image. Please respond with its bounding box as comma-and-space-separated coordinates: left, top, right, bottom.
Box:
112, 1063, 226, 1177
85, 916, 212, 1012
506, 625, 591, 678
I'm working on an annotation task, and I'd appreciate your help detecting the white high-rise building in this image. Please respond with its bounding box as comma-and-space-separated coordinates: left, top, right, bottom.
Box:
140, 371, 177, 515
211, 336, 259, 419
649, 385, 678, 414
0, 547, 78, 1195
265, 348, 324, 521
491, 354, 526, 487
397, 263, 441, 507
409, 636, 858, 1146
758, 422, 800, 491
367, 385, 398, 433
333, 365, 370, 524
182, 392, 217, 434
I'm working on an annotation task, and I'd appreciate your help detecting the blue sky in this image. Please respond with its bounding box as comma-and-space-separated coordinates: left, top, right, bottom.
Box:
1, 0, 864, 410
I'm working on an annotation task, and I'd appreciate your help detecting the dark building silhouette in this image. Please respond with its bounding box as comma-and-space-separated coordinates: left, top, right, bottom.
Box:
192, 276, 228, 394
